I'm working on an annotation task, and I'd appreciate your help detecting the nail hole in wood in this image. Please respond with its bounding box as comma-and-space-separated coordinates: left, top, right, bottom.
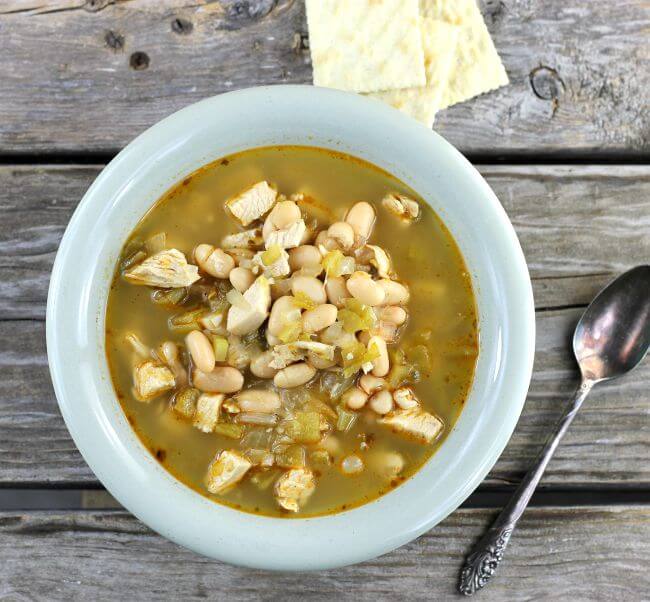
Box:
130, 52, 150, 71
171, 17, 193, 35
105, 30, 124, 51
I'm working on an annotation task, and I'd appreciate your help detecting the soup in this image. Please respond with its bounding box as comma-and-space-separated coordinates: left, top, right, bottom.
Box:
106, 146, 478, 517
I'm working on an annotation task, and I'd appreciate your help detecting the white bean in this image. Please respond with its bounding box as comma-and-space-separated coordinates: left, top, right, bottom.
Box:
273, 362, 316, 388
393, 387, 420, 409
236, 389, 281, 413
266, 331, 282, 347
327, 221, 355, 250
343, 386, 369, 410
159, 341, 188, 387
315, 230, 340, 251
268, 296, 299, 336
368, 450, 404, 479
185, 330, 216, 373
378, 306, 407, 325
341, 454, 364, 475
368, 336, 389, 377
250, 350, 279, 379
368, 389, 393, 414
358, 374, 385, 395
346, 271, 386, 306
194, 244, 235, 278
345, 201, 375, 243
378, 279, 409, 305
229, 267, 255, 292
320, 323, 357, 348
289, 245, 322, 271
325, 276, 350, 308
193, 366, 243, 393
291, 275, 326, 304
302, 304, 338, 333
270, 200, 301, 229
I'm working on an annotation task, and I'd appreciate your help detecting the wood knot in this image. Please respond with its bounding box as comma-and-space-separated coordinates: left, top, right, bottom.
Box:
85, 0, 114, 12
130, 51, 150, 71
104, 30, 124, 51
218, 0, 277, 31
530, 65, 565, 101
171, 17, 193, 35
482, 0, 507, 25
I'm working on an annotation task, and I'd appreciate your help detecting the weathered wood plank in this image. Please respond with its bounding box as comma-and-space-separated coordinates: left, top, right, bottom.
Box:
0, 0, 647, 155
0, 506, 648, 600
1, 164, 648, 320
1, 307, 648, 486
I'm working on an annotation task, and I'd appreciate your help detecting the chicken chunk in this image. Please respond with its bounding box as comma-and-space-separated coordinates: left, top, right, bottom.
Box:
379, 407, 443, 444
270, 344, 307, 369
124, 249, 200, 288
226, 275, 271, 335
252, 248, 291, 278
293, 340, 335, 361
274, 468, 316, 512
206, 450, 252, 494
265, 219, 307, 250
133, 360, 175, 402
226, 181, 277, 226
193, 393, 224, 433
221, 228, 263, 249
381, 193, 420, 222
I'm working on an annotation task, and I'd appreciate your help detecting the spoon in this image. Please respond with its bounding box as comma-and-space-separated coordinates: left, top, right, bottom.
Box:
458, 265, 650, 596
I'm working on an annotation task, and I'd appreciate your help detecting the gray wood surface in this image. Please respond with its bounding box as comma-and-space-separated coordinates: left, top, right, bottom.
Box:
2, 164, 648, 320
0, 0, 648, 156
0, 164, 648, 486
1, 506, 648, 600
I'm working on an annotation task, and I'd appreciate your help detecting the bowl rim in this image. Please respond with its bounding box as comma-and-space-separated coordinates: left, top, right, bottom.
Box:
47, 85, 535, 570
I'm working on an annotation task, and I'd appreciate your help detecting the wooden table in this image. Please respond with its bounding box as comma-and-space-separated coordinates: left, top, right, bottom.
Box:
1, 1, 648, 599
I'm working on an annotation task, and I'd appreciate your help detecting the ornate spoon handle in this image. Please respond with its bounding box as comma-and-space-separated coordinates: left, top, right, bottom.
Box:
458, 379, 594, 595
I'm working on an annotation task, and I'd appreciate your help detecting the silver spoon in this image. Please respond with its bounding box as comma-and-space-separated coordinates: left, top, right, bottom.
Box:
459, 265, 650, 595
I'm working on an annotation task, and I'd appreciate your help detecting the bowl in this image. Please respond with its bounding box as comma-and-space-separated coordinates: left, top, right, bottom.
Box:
47, 85, 535, 570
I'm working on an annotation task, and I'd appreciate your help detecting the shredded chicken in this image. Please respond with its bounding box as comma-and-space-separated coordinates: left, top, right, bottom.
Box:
253, 248, 291, 278
226, 275, 271, 335
221, 228, 263, 249
226, 181, 277, 226
264, 219, 307, 249
379, 408, 443, 443
133, 360, 175, 402
274, 468, 316, 512
206, 450, 252, 494
124, 248, 200, 288
270, 344, 307, 369
193, 393, 224, 433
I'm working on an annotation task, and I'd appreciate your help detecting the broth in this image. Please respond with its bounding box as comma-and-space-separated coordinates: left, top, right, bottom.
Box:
105, 146, 478, 517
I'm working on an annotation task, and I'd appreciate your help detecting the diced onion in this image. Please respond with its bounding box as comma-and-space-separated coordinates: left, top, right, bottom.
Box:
144, 232, 167, 255
226, 288, 251, 311
236, 412, 279, 426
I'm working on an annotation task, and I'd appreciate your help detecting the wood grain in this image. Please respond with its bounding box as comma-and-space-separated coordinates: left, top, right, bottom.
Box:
1, 308, 648, 486
1, 163, 648, 485
0, 0, 647, 155
1, 164, 648, 320
1, 506, 648, 600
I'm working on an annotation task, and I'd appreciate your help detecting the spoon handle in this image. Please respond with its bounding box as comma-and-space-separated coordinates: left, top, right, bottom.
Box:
458, 379, 594, 595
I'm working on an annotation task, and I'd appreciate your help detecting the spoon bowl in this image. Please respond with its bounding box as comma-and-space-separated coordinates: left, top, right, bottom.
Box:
574, 265, 650, 382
